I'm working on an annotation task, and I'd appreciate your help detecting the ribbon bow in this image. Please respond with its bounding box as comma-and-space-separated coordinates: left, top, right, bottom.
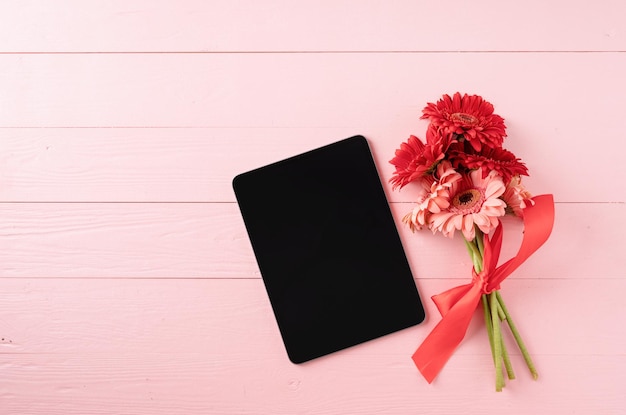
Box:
412, 194, 555, 383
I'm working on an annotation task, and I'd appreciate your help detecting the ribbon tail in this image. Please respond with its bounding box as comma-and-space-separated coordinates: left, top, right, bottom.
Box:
488, 194, 555, 290
485, 222, 503, 272
431, 283, 474, 317
412, 282, 483, 383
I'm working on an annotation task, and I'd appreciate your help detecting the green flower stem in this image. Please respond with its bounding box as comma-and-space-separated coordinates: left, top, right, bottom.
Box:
463, 238, 483, 274
466, 231, 517, 390
496, 300, 516, 380
481, 294, 496, 363
487, 292, 515, 381
496, 301, 507, 321
496, 291, 539, 380
500, 334, 516, 380
475, 229, 485, 258
490, 292, 505, 391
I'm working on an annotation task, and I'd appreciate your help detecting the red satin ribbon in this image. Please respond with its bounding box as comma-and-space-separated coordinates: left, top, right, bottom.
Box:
412, 194, 555, 383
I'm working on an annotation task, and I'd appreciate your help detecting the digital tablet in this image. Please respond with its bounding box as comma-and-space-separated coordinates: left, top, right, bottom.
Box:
233, 135, 425, 363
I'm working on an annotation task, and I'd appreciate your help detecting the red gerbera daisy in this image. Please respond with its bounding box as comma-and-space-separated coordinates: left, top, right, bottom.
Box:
453, 147, 528, 184
389, 127, 453, 190
421, 92, 507, 152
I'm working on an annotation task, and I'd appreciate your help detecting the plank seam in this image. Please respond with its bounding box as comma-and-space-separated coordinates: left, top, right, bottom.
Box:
0, 50, 624, 55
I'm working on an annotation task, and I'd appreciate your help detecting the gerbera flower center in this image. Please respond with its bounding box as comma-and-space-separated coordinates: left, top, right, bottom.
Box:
451, 188, 484, 214
450, 112, 479, 125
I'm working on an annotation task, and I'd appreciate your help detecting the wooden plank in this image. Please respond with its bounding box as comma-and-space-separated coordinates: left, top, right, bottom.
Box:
0, 128, 356, 203
0, 0, 623, 52
0, 53, 624, 132
1, 126, 623, 203
0, 278, 624, 414
0, 202, 622, 279
2, 2, 622, 414
0, 278, 622, 356
1, 354, 623, 414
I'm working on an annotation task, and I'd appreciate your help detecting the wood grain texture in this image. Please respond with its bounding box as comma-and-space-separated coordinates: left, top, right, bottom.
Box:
2, 354, 622, 415
0, 278, 622, 356
1, 53, 624, 130
1, 202, 623, 279
0, 0, 624, 52
2, 1, 625, 413
1, 126, 624, 203
0, 278, 624, 414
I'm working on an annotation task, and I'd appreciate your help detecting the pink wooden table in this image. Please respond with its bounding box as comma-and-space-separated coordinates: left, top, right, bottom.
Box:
1, 1, 624, 413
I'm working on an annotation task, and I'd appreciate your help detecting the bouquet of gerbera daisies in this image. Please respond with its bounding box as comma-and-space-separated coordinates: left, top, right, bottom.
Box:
390, 93, 554, 391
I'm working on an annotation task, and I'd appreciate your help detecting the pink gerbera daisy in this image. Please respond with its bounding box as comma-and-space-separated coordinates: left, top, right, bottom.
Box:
501, 175, 534, 217
403, 161, 461, 231
429, 169, 507, 240
421, 92, 506, 152
389, 128, 453, 190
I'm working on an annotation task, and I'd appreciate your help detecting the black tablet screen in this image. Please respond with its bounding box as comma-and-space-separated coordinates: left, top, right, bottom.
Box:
233, 136, 425, 363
